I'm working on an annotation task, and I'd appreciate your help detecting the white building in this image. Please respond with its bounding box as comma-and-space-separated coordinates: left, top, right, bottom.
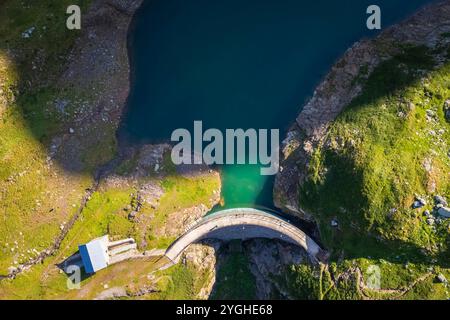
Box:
78, 235, 137, 274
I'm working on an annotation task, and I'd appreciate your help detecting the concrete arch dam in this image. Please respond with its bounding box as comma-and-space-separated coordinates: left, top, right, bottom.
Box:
164, 208, 327, 264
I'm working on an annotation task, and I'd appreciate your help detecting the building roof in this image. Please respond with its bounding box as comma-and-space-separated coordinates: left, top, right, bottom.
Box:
78, 235, 109, 274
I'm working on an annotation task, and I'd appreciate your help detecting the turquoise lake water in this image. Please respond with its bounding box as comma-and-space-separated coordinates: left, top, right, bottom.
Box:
120, 0, 434, 210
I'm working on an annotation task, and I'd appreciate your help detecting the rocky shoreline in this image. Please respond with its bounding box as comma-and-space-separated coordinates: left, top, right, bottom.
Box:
53, 0, 143, 172
274, 0, 450, 220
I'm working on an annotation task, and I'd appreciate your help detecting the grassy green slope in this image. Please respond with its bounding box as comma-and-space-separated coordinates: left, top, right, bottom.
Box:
301, 45, 450, 260
0, 0, 95, 274
210, 250, 257, 300
292, 44, 450, 299
0, 1, 221, 300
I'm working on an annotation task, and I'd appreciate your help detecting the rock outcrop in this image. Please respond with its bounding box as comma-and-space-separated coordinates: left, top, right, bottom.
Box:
244, 239, 309, 299
182, 241, 221, 300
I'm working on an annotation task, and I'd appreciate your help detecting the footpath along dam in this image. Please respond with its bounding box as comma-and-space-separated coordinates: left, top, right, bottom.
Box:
164, 208, 327, 265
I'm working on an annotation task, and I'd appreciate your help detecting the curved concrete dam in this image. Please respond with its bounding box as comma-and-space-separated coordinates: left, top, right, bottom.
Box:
165, 208, 327, 264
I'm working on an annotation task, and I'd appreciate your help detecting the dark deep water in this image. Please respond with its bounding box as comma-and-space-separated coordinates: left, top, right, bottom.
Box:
120, 0, 435, 210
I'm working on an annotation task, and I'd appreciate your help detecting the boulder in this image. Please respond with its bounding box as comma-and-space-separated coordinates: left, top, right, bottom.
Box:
127, 211, 137, 220
444, 100, 450, 122
426, 109, 436, 118
21, 26, 35, 39
7, 266, 16, 274
412, 197, 426, 209
434, 195, 448, 206
437, 207, 450, 218
436, 273, 447, 284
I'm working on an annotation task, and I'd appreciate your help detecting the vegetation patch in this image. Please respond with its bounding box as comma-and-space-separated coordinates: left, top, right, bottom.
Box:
294, 44, 450, 299
210, 251, 257, 300
0, 0, 98, 275
300, 46, 450, 259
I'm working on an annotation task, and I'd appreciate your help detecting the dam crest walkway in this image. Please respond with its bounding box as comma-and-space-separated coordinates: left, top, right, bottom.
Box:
164, 208, 327, 264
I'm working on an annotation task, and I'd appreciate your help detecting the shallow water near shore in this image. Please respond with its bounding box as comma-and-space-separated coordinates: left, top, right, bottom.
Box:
120, 0, 434, 210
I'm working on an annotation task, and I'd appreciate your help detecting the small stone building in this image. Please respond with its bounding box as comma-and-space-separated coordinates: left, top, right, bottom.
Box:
77, 235, 137, 274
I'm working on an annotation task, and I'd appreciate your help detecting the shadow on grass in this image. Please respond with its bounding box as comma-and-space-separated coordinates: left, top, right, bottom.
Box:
209, 241, 258, 300
56, 250, 94, 283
